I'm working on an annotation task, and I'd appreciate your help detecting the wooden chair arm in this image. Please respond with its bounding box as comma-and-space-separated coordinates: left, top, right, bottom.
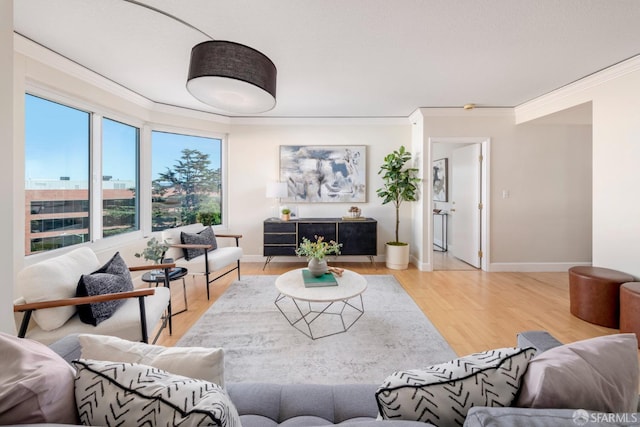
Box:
13, 288, 156, 312
216, 234, 242, 247
129, 263, 176, 272
216, 234, 243, 239
170, 243, 212, 249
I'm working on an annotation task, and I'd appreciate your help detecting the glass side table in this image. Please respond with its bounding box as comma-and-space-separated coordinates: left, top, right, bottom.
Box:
141, 267, 189, 316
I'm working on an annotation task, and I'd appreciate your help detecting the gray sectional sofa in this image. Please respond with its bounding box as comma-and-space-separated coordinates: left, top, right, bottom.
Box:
3, 331, 639, 426
39, 331, 638, 427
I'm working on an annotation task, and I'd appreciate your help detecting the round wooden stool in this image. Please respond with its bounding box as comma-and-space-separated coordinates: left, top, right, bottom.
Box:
620, 282, 640, 348
568, 266, 634, 328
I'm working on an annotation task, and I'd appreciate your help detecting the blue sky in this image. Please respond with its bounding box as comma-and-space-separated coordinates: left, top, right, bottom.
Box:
25, 94, 221, 183
151, 131, 221, 181
25, 94, 89, 181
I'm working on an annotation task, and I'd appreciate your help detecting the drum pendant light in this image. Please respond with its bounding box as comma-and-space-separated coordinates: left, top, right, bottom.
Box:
187, 40, 277, 114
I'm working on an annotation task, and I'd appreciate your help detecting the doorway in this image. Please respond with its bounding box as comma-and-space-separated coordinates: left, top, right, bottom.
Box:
429, 137, 489, 271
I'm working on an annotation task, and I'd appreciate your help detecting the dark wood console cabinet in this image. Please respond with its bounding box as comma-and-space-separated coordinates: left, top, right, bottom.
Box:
263, 217, 377, 267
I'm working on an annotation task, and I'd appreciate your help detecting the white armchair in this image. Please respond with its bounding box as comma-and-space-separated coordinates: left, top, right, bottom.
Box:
13, 247, 171, 345
161, 223, 243, 300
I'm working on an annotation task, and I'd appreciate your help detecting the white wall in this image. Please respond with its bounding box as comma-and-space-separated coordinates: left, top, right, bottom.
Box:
1, 1, 15, 333
228, 120, 412, 261
517, 57, 640, 278
418, 109, 592, 271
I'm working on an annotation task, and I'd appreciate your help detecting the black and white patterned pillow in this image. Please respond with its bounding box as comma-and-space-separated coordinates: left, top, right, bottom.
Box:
181, 226, 217, 260
73, 359, 240, 427
376, 347, 535, 427
76, 252, 134, 325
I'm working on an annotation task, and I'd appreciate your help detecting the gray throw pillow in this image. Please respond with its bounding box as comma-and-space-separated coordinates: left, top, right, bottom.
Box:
181, 226, 217, 260
76, 252, 134, 325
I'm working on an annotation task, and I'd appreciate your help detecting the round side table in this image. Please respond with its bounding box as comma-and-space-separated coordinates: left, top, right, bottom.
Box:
142, 267, 189, 316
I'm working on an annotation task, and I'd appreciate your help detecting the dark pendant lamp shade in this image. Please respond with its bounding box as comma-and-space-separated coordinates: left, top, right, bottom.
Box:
187, 40, 277, 114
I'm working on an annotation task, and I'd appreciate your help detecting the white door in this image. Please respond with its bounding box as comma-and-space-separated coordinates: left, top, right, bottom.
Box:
450, 144, 481, 268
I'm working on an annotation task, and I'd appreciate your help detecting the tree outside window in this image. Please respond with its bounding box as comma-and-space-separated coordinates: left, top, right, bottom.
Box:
151, 131, 222, 231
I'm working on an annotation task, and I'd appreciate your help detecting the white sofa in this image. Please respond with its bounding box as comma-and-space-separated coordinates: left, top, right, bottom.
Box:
161, 223, 243, 299
13, 247, 171, 345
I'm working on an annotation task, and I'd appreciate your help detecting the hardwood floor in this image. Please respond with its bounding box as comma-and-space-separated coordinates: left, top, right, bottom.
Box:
432, 250, 477, 271
153, 261, 620, 356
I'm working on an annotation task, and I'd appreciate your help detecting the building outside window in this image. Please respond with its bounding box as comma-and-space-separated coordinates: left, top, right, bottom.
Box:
25, 95, 222, 254
25, 94, 90, 255
102, 118, 139, 237
151, 131, 222, 231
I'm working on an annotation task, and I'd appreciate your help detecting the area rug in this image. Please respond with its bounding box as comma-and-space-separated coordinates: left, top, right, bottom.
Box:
177, 275, 456, 384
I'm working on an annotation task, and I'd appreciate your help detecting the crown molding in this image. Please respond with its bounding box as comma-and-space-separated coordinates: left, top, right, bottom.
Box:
417, 107, 514, 117
515, 54, 640, 123
229, 116, 410, 126
151, 102, 231, 124
15, 33, 155, 111
16, 33, 233, 125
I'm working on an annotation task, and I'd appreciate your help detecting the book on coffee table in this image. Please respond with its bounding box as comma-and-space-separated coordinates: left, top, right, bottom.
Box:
301, 269, 338, 287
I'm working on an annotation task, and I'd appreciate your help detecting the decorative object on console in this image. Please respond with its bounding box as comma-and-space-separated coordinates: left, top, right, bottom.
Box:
433, 157, 448, 201
376, 347, 536, 426
280, 145, 367, 203
134, 236, 170, 264
377, 145, 419, 269
296, 235, 342, 277
346, 205, 362, 218
281, 207, 291, 221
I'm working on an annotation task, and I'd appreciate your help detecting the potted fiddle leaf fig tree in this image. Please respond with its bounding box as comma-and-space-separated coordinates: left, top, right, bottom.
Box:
376, 145, 420, 269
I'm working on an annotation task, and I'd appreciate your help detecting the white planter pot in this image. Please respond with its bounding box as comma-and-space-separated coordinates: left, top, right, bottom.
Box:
385, 243, 410, 270
308, 257, 328, 277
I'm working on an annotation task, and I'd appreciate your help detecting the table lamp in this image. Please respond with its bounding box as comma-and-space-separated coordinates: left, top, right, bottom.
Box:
266, 181, 288, 219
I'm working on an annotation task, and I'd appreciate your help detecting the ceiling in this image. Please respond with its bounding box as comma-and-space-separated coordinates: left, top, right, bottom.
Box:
13, 0, 640, 118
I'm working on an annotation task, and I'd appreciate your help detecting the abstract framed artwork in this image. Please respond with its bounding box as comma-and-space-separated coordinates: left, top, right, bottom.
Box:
433, 158, 448, 201
280, 145, 367, 203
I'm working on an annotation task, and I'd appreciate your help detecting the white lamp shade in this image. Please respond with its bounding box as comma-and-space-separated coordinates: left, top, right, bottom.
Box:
266, 181, 288, 198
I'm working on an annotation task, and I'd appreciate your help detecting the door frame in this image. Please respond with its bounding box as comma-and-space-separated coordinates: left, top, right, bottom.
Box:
427, 137, 490, 271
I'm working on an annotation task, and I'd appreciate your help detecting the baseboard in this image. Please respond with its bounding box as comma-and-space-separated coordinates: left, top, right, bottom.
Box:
243, 255, 384, 264
245, 255, 591, 272
488, 261, 592, 272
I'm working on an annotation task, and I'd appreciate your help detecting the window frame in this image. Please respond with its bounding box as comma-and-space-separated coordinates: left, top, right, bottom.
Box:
146, 123, 228, 235
23, 85, 228, 261
24, 86, 146, 257
100, 116, 141, 239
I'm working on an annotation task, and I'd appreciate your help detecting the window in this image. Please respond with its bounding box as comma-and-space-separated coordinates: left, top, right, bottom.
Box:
102, 118, 139, 237
151, 131, 222, 231
25, 94, 90, 255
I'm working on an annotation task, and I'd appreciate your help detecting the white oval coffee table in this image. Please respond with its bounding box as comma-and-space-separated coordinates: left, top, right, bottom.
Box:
274, 268, 367, 339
